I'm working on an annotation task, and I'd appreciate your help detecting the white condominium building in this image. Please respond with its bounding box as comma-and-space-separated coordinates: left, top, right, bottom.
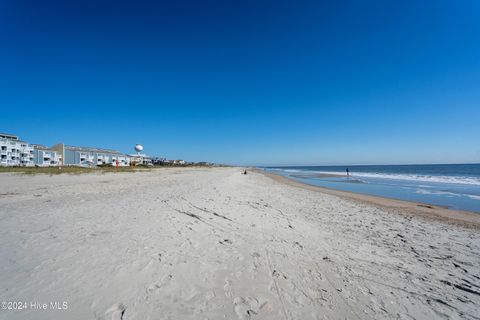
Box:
1, 133, 135, 168
32, 144, 62, 166
0, 133, 35, 166
51, 143, 131, 167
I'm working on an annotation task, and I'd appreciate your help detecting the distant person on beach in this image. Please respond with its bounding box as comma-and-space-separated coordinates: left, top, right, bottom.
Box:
346, 168, 349, 178
243, 170, 247, 175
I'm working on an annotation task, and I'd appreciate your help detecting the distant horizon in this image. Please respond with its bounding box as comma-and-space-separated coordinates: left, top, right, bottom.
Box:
260, 162, 480, 168
2, 1, 479, 165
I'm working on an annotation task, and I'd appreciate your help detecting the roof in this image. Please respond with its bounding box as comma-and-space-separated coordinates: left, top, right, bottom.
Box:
0, 138, 28, 144
0, 133, 19, 140
31, 144, 53, 151
128, 153, 150, 157
65, 145, 125, 155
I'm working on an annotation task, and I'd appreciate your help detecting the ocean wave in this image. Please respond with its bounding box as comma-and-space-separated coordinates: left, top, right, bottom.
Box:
276, 170, 480, 185
415, 189, 460, 197
415, 189, 480, 201
269, 168, 301, 173
352, 173, 480, 185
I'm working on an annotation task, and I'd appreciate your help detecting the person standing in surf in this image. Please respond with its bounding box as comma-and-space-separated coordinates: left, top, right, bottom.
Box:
346, 167, 350, 178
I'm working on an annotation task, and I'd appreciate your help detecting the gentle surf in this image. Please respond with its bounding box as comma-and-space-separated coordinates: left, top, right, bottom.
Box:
265, 164, 480, 213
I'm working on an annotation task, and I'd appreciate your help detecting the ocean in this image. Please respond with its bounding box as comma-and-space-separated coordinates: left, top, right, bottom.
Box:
264, 164, 480, 213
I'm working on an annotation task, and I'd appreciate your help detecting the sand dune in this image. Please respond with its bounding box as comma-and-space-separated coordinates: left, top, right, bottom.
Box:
0, 168, 479, 320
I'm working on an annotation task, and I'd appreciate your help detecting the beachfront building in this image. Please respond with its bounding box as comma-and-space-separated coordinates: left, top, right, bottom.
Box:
160, 159, 187, 166
151, 157, 167, 165
173, 159, 186, 165
110, 153, 131, 167
51, 143, 131, 167
0, 133, 35, 166
31, 144, 62, 166
129, 154, 153, 166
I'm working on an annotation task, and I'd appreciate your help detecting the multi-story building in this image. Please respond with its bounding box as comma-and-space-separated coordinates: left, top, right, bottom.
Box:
0, 133, 35, 166
51, 143, 131, 167
31, 144, 62, 166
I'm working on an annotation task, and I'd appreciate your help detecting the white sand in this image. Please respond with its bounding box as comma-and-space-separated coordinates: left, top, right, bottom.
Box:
0, 168, 479, 320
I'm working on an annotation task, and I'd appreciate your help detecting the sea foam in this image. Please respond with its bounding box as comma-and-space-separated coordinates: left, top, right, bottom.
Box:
286, 170, 480, 186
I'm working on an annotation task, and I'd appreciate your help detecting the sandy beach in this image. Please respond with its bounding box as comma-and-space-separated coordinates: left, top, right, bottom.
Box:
0, 167, 479, 320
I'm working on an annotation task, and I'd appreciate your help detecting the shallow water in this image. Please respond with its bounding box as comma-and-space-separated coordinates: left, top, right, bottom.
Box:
265, 164, 480, 213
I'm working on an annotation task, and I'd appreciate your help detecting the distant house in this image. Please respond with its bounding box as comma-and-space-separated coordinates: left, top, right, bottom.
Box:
151, 157, 167, 165
31, 144, 62, 166
0, 133, 35, 166
51, 143, 131, 167
158, 159, 187, 166
129, 154, 153, 166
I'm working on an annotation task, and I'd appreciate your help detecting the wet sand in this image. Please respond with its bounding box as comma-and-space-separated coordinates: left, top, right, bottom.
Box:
260, 170, 480, 229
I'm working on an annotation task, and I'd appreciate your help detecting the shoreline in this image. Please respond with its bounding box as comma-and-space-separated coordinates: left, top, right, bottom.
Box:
256, 169, 480, 229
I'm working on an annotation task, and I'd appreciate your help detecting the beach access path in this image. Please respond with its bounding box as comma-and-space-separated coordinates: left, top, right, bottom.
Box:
0, 167, 479, 320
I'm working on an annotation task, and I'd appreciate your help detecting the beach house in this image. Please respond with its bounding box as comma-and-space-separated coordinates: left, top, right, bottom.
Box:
173, 160, 186, 165
129, 153, 153, 166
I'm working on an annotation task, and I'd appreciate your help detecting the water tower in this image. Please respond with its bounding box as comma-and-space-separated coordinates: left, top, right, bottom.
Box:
134, 144, 143, 155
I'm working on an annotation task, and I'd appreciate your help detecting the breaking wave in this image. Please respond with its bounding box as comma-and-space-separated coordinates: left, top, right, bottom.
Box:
305, 171, 480, 186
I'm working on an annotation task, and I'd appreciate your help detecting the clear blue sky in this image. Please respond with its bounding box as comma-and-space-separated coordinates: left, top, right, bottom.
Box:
1, 0, 479, 166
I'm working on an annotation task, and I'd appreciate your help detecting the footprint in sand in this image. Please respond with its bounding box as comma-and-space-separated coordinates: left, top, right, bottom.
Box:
144, 274, 173, 301
293, 241, 304, 250
251, 252, 262, 270
233, 297, 265, 320
104, 303, 126, 320
224, 279, 234, 298
219, 239, 233, 245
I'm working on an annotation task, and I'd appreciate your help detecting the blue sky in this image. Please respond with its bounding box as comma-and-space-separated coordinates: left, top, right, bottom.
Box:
1, 0, 479, 166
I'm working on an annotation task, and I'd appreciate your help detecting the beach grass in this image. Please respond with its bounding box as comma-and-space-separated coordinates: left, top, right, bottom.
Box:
0, 166, 144, 175
0, 163, 222, 175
